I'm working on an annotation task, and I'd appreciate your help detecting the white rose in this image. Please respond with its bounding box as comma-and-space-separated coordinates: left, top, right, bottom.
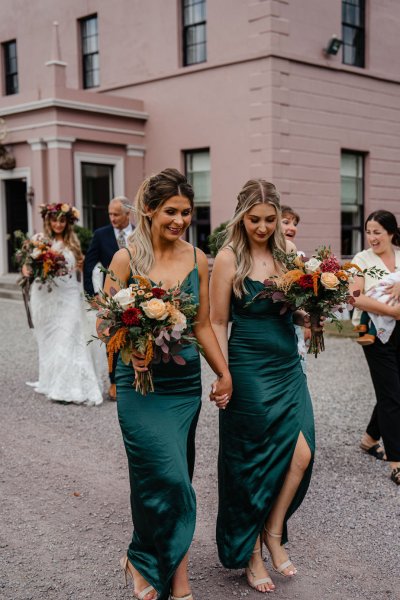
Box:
141, 298, 169, 320
31, 248, 42, 259
113, 287, 136, 308
31, 233, 44, 242
304, 258, 322, 274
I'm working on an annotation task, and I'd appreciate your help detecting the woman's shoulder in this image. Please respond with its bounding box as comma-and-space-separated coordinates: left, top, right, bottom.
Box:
212, 246, 236, 281
214, 245, 236, 267
352, 248, 374, 266
112, 247, 133, 266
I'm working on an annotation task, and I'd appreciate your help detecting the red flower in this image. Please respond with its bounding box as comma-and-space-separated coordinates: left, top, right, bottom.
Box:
298, 274, 314, 289
121, 307, 142, 326
151, 287, 165, 298
320, 256, 341, 273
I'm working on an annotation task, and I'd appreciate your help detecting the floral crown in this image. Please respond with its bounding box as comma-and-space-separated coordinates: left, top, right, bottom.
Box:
39, 203, 80, 224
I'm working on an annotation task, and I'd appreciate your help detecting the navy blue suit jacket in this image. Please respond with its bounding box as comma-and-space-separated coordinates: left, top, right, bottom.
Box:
83, 224, 119, 297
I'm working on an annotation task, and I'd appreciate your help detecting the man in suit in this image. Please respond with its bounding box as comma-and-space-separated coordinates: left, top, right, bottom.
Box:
84, 196, 133, 400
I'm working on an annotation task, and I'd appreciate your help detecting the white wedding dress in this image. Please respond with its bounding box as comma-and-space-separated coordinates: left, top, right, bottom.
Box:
29, 241, 104, 405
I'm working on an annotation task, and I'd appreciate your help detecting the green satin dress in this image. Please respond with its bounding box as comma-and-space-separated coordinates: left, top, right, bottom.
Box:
217, 278, 315, 569
116, 261, 201, 600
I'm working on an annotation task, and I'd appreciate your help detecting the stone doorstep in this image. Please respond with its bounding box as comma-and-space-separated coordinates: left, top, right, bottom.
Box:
0, 289, 22, 301
0, 274, 22, 300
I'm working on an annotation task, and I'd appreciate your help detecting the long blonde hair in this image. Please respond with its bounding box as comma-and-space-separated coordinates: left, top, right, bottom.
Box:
221, 179, 286, 297
44, 215, 82, 263
128, 168, 194, 275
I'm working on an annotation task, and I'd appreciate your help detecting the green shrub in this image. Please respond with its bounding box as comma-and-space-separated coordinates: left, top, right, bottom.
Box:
208, 221, 229, 257
74, 224, 93, 255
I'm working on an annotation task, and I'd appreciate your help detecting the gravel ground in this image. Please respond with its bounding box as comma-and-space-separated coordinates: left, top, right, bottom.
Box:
0, 297, 398, 600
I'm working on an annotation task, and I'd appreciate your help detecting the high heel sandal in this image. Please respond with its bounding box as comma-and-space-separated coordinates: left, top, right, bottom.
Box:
120, 555, 157, 600
263, 529, 297, 577
170, 594, 193, 600
245, 547, 275, 593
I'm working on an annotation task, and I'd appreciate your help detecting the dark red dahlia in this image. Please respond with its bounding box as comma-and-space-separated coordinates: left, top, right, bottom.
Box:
320, 256, 341, 273
121, 307, 142, 326
298, 274, 314, 289
151, 287, 165, 299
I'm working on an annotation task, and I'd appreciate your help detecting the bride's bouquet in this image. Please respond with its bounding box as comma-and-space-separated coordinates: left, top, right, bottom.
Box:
93, 273, 200, 395
14, 231, 69, 290
252, 246, 384, 357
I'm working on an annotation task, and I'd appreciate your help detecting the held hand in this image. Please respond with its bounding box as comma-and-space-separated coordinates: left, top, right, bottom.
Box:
294, 311, 325, 331
131, 351, 148, 373
90, 294, 101, 309
384, 282, 400, 305
210, 372, 232, 410
22, 264, 32, 278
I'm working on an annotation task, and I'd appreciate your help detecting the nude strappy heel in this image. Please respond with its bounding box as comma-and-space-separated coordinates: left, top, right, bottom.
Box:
170, 594, 193, 600
263, 529, 297, 577
120, 555, 157, 600
246, 546, 275, 593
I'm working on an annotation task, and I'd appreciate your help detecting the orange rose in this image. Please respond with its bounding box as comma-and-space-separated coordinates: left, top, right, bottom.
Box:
320, 272, 340, 289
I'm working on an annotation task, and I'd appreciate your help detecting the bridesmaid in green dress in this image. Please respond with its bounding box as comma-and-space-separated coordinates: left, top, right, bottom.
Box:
210, 180, 316, 593
100, 169, 232, 600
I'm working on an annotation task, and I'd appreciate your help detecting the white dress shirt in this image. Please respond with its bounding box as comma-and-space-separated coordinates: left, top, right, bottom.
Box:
114, 224, 133, 246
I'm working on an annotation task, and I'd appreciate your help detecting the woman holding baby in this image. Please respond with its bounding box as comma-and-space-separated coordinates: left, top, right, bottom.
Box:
350, 210, 400, 486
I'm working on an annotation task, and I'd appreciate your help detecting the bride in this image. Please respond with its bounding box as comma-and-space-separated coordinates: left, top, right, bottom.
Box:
26, 203, 104, 405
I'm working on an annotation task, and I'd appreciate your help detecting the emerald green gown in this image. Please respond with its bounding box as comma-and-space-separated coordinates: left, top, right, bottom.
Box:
217, 278, 315, 568
116, 263, 201, 600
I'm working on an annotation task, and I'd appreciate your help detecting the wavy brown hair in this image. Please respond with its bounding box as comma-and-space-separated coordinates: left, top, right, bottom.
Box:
221, 179, 286, 297
44, 215, 83, 263
127, 168, 194, 275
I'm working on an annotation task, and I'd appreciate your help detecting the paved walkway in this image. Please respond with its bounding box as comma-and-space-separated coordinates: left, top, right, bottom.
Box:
0, 297, 398, 600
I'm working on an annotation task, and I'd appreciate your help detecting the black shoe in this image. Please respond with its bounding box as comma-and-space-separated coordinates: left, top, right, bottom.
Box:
360, 442, 386, 461
391, 467, 400, 485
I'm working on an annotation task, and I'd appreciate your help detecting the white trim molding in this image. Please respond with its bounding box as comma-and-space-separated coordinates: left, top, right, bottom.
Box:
126, 144, 146, 157
9, 120, 145, 137
44, 136, 76, 150
0, 167, 32, 275
73, 152, 124, 223
28, 138, 47, 151
0, 97, 148, 120
45, 60, 67, 67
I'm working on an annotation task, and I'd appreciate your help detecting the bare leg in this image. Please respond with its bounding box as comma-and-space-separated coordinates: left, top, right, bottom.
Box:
123, 558, 157, 600
264, 432, 311, 576
171, 552, 192, 598
246, 538, 275, 593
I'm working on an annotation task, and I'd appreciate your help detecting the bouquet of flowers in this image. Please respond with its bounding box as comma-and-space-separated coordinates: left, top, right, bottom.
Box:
14, 230, 69, 290
94, 274, 200, 395
252, 246, 384, 357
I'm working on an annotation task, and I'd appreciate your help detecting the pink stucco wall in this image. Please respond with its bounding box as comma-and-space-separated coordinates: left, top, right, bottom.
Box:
1, 0, 400, 269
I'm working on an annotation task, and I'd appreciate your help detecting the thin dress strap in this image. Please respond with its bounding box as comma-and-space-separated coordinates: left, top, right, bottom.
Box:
193, 246, 197, 266
124, 246, 133, 261
124, 246, 134, 278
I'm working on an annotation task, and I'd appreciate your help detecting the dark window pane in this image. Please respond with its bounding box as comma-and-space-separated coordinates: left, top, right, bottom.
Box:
3, 40, 18, 95
82, 163, 114, 230
341, 152, 364, 256
81, 15, 100, 88
342, 0, 364, 67
183, 0, 206, 66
